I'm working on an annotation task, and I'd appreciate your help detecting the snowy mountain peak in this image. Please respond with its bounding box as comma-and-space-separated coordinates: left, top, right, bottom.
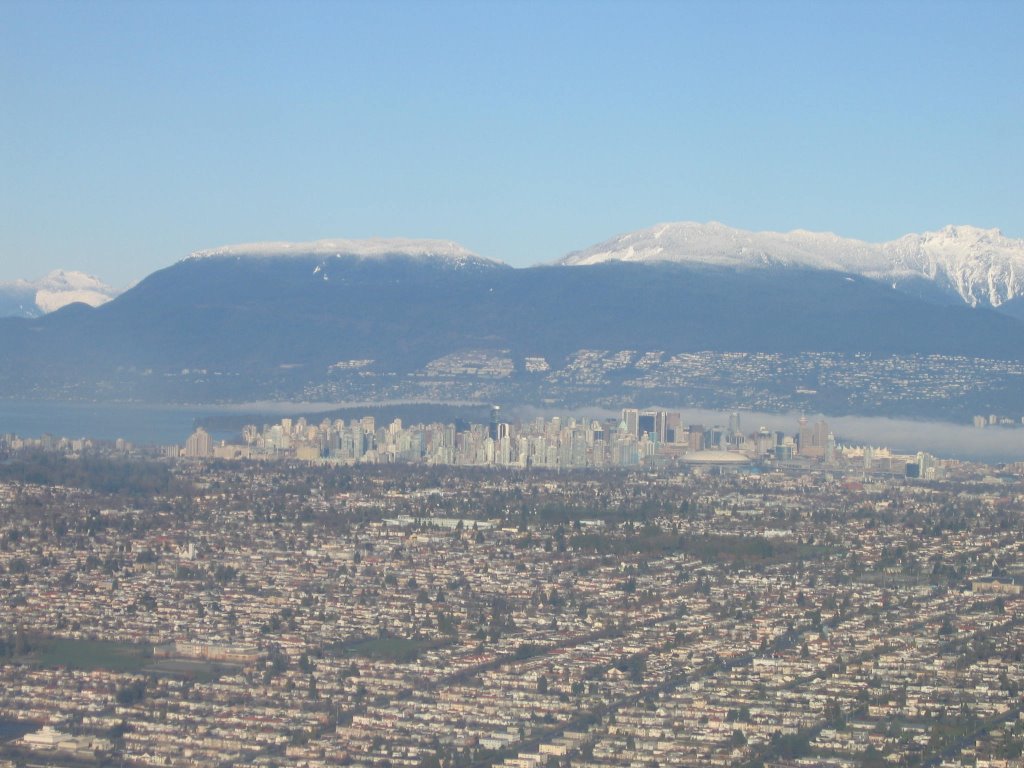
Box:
562, 221, 888, 272
935, 224, 1003, 240
561, 221, 1024, 308
33, 269, 120, 313
0, 269, 119, 317
189, 237, 504, 268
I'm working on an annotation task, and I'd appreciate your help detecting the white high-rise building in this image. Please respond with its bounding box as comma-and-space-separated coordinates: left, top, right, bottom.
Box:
183, 427, 212, 458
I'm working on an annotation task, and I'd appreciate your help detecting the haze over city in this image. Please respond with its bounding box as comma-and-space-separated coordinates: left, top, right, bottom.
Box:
7, 4, 1024, 768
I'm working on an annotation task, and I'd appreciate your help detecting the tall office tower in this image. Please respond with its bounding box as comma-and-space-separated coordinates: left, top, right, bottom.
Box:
637, 411, 656, 440
706, 426, 726, 449
654, 410, 669, 443
917, 451, 935, 478
604, 418, 620, 439
665, 412, 682, 443
516, 436, 529, 468
489, 405, 501, 441
545, 443, 559, 468
798, 417, 828, 460
728, 411, 741, 435
350, 424, 367, 457
688, 425, 705, 452
281, 418, 293, 435
570, 430, 588, 467
558, 437, 572, 468
813, 420, 830, 459
360, 416, 375, 435
184, 427, 213, 458
798, 415, 811, 454
622, 408, 639, 438
528, 436, 544, 468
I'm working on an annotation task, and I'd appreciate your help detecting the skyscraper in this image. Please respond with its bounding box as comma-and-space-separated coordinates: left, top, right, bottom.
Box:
489, 406, 501, 441
184, 427, 212, 458
622, 408, 639, 438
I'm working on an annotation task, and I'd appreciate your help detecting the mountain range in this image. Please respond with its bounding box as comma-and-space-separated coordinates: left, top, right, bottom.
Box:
562, 222, 1024, 315
1, 224, 1023, 418
5, 223, 1024, 317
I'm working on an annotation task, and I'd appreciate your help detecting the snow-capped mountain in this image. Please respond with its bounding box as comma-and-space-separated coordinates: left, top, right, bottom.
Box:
189, 237, 504, 268
0, 270, 120, 317
881, 226, 1024, 308
562, 222, 1024, 309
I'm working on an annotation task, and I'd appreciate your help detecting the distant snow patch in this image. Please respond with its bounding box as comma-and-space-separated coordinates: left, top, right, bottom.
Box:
189, 237, 505, 268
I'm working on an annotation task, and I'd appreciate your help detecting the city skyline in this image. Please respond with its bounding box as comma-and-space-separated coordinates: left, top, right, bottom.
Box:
5, 407, 999, 476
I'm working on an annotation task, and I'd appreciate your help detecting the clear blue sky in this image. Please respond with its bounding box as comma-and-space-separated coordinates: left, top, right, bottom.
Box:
1, 0, 1021, 283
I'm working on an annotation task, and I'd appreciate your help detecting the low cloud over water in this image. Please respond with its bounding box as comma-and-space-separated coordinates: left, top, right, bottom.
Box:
512, 406, 1024, 464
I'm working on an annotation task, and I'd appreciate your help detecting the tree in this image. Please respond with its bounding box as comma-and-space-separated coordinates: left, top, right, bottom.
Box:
860, 746, 886, 768
825, 699, 845, 726
115, 679, 147, 706
13, 630, 31, 656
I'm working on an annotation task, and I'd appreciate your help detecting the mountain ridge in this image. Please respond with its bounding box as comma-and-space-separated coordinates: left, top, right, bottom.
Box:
4, 223, 1022, 319
2, 254, 1023, 417
561, 221, 1024, 309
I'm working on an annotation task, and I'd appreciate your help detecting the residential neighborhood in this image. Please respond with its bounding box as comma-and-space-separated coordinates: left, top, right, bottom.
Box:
2, 434, 1024, 766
